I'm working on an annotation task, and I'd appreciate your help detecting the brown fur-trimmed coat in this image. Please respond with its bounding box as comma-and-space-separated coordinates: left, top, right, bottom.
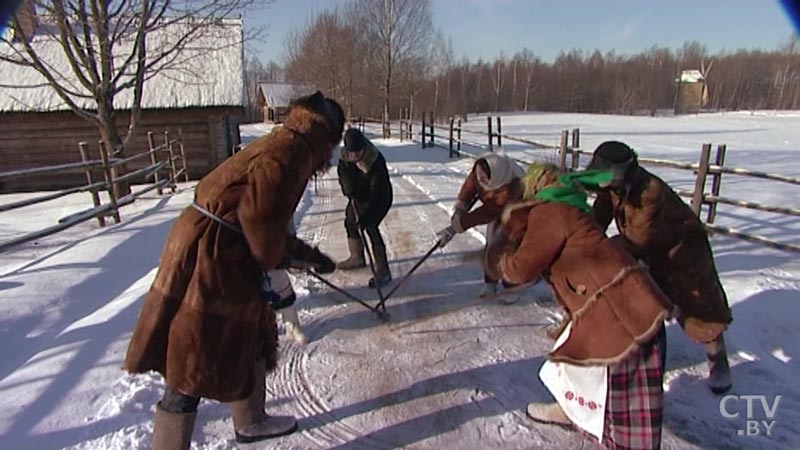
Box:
124, 107, 335, 402
592, 167, 732, 343
487, 201, 670, 365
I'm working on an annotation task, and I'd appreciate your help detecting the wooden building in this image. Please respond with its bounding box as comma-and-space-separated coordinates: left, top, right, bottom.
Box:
0, 16, 245, 192
257, 82, 315, 123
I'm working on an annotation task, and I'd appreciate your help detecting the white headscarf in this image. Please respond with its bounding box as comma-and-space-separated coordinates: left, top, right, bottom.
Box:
477, 151, 525, 191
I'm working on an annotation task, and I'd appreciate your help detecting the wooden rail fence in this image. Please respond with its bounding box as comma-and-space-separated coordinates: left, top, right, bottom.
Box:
0, 129, 189, 252
382, 114, 800, 254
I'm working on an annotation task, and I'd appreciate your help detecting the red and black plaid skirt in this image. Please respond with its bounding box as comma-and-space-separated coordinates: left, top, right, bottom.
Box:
601, 326, 666, 450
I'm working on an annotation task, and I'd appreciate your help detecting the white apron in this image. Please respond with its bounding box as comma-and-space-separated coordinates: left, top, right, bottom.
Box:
539, 322, 607, 442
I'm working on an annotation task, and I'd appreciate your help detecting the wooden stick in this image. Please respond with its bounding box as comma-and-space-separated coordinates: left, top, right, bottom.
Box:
0, 181, 105, 213
79, 142, 105, 226
707, 144, 727, 223
165, 131, 178, 193
559, 130, 569, 170
0, 160, 106, 181
457, 118, 462, 154
487, 116, 494, 151
178, 127, 189, 183
98, 140, 121, 223
704, 194, 800, 217
496, 116, 502, 147
690, 143, 712, 217
448, 117, 455, 158
706, 223, 800, 253
147, 132, 164, 195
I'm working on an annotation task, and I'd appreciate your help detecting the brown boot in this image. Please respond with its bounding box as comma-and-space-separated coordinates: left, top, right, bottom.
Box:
152, 402, 196, 450
337, 238, 366, 270
229, 359, 298, 443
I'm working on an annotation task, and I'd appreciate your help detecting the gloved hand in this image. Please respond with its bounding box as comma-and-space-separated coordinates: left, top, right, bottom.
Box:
451, 200, 469, 233
436, 226, 457, 247
308, 247, 336, 274
278, 243, 336, 274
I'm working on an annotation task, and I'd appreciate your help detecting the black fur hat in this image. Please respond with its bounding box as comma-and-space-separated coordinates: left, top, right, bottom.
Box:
587, 141, 638, 188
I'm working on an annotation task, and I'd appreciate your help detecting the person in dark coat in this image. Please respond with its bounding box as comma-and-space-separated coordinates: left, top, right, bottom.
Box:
336, 128, 394, 288
124, 91, 343, 449
587, 141, 733, 394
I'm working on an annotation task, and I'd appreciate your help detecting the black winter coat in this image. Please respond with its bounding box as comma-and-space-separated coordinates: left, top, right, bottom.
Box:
337, 146, 393, 226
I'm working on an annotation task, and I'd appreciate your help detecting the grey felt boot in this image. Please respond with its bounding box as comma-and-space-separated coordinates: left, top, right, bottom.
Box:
337, 238, 366, 270
152, 402, 196, 450
229, 359, 298, 443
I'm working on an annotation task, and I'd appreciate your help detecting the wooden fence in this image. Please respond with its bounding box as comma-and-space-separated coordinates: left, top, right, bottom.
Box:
389, 113, 799, 254
0, 130, 189, 252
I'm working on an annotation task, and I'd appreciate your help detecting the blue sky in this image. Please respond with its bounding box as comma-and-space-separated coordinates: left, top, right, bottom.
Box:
244, 0, 798, 64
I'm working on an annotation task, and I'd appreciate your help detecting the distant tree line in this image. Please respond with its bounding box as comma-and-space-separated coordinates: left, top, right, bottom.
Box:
245, 0, 800, 122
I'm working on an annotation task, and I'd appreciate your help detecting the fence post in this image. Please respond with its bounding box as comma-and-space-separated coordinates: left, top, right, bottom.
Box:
570, 128, 581, 171
398, 108, 403, 141
457, 118, 462, 154
165, 131, 178, 194
429, 111, 435, 147
707, 144, 727, 224
691, 143, 712, 218
487, 116, 494, 151
421, 112, 427, 148
449, 117, 455, 158
147, 132, 164, 195
98, 140, 121, 223
559, 130, 569, 170
399, 108, 404, 142
178, 127, 190, 183
496, 116, 502, 147
79, 142, 106, 227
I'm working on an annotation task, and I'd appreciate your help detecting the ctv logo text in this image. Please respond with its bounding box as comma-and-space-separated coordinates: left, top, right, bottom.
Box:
719, 395, 781, 437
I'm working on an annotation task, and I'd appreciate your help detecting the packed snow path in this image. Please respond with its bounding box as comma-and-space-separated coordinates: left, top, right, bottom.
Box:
0, 114, 798, 449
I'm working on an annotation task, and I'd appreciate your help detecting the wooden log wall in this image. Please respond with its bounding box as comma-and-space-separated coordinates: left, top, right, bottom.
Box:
0, 107, 243, 192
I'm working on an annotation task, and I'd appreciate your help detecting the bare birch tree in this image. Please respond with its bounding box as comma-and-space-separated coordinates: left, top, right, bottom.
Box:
2, 0, 270, 161
359, 0, 432, 136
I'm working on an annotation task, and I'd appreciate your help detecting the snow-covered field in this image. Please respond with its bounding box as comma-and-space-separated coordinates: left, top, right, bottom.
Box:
0, 112, 797, 449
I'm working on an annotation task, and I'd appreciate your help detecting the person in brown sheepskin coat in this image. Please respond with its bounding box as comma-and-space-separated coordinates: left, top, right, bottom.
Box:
124, 91, 344, 449
587, 140, 733, 394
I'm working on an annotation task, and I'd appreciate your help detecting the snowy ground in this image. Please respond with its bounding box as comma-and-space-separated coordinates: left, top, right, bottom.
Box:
0, 112, 797, 449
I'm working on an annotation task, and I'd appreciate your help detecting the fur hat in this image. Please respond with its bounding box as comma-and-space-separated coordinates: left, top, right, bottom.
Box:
288, 91, 345, 146
587, 141, 638, 188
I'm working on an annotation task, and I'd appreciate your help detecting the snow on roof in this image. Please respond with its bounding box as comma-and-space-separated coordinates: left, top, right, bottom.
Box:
0, 19, 244, 112
680, 70, 705, 83
259, 82, 316, 108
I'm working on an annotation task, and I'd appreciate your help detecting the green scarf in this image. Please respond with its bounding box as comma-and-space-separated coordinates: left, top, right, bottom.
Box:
534, 170, 614, 213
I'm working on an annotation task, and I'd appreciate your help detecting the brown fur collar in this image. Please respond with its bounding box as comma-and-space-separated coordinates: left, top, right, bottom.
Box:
283, 107, 336, 173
